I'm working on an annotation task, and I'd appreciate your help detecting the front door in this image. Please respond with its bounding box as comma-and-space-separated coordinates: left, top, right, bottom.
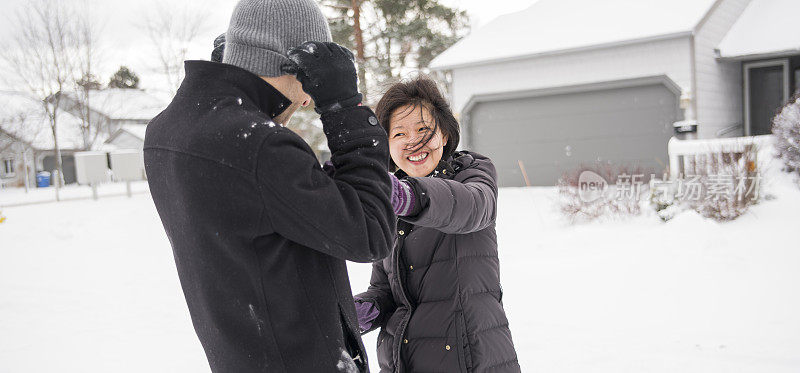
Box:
744, 59, 790, 136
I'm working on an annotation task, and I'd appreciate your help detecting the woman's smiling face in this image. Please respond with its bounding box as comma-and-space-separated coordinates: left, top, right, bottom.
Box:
388, 104, 448, 177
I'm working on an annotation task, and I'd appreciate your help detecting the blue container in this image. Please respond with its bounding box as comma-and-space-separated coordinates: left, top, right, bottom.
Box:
36, 171, 51, 188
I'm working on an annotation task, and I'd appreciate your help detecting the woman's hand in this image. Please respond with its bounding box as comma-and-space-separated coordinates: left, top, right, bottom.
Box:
389, 173, 418, 216
354, 297, 380, 333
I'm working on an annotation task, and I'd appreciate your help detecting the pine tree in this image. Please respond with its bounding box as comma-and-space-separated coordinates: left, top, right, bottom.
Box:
77, 73, 102, 91
773, 95, 800, 174
108, 66, 140, 89
321, 0, 469, 104
371, 0, 469, 73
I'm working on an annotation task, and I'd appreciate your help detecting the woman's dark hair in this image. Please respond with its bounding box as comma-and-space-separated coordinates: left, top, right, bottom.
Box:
374, 76, 460, 170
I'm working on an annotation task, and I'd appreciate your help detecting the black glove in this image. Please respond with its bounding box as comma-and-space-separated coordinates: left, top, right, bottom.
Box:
211, 33, 226, 63
282, 41, 362, 114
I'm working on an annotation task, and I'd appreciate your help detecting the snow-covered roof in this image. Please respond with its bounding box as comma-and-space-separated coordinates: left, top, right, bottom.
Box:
103, 124, 147, 151
119, 124, 147, 140
76, 89, 167, 121
717, 0, 800, 60
430, 0, 718, 70
0, 91, 87, 151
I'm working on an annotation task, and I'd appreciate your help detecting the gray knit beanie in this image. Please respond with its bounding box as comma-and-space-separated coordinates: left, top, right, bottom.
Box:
223, 0, 332, 77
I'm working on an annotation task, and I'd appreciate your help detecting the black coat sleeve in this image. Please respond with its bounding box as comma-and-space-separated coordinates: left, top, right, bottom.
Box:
255, 106, 395, 263
401, 155, 498, 234
355, 261, 396, 334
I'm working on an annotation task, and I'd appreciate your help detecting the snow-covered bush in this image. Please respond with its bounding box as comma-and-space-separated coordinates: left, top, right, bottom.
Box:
773, 95, 800, 175
691, 146, 762, 221
656, 145, 763, 222
649, 187, 684, 222
558, 163, 648, 223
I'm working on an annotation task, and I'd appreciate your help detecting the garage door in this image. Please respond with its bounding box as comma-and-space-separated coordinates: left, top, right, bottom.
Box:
467, 82, 679, 187
43, 155, 77, 184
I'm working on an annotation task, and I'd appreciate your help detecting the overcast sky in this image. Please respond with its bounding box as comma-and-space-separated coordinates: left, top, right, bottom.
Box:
0, 0, 538, 95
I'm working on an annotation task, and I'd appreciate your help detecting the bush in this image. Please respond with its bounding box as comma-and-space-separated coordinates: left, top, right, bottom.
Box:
653, 145, 763, 222
649, 186, 683, 222
559, 147, 764, 223
773, 95, 800, 175
558, 162, 650, 223
696, 145, 762, 221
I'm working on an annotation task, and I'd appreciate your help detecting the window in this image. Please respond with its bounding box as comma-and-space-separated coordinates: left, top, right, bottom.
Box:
3, 159, 14, 175
744, 59, 790, 136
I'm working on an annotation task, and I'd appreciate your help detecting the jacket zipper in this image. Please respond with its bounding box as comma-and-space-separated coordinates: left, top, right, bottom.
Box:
391, 165, 460, 371
393, 221, 414, 372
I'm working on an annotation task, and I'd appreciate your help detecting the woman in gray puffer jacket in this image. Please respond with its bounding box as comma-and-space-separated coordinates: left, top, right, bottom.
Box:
355, 77, 520, 372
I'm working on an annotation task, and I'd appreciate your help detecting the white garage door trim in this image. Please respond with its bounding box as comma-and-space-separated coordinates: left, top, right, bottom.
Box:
460, 75, 683, 150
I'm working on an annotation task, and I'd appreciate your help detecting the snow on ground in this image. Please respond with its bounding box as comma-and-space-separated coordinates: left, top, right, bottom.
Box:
1, 175, 799, 372
0, 181, 151, 208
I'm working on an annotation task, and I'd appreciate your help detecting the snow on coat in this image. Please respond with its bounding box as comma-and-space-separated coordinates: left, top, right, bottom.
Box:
145, 61, 395, 372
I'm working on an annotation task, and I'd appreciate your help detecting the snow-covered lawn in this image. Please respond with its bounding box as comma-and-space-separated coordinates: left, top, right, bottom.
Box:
0, 181, 151, 207
1, 175, 799, 372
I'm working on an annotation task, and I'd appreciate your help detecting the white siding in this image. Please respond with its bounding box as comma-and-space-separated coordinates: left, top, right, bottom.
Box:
693, 0, 753, 138
450, 36, 694, 113
0, 140, 36, 188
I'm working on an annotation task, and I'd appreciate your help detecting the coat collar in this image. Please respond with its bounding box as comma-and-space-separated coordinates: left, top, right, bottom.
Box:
394, 154, 457, 180
177, 60, 293, 119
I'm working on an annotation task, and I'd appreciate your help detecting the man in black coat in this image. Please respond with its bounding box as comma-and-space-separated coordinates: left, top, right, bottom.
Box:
144, 1, 395, 371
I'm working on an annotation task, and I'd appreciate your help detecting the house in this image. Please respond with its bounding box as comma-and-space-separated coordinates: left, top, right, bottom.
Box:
0, 89, 165, 186
0, 129, 35, 189
58, 88, 166, 151
430, 0, 799, 186
0, 91, 87, 185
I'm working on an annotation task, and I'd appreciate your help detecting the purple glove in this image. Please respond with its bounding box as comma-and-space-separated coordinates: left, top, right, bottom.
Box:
322, 160, 335, 177
389, 173, 416, 216
354, 298, 380, 332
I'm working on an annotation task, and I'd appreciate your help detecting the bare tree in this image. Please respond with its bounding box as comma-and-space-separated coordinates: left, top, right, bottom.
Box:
72, 5, 106, 151
1, 0, 82, 201
142, 2, 210, 96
